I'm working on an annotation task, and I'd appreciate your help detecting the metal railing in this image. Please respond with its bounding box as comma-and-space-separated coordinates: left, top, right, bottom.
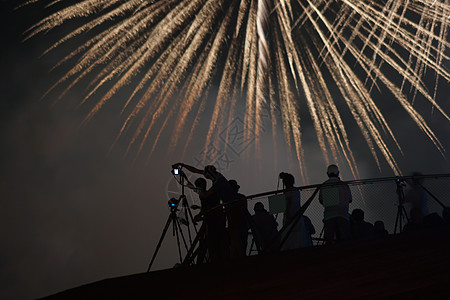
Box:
245, 174, 450, 251
151, 174, 450, 269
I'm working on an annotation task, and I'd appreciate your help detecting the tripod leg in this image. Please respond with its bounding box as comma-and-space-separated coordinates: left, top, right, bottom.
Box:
185, 202, 198, 235
195, 228, 209, 265
402, 206, 409, 224
248, 238, 255, 256
394, 206, 401, 234
175, 216, 190, 253
147, 213, 174, 272
181, 197, 199, 247
173, 218, 183, 263
394, 205, 409, 234
182, 223, 207, 266
182, 202, 193, 245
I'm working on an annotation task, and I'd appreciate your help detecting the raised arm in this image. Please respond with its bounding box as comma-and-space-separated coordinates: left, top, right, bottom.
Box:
173, 163, 204, 175
184, 182, 215, 199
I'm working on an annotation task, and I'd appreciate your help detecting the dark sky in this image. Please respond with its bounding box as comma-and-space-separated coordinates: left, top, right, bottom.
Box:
1, 1, 449, 299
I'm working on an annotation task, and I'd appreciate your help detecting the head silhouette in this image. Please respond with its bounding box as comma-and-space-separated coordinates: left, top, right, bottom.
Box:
281, 173, 295, 188
228, 179, 240, 193
194, 178, 207, 190
352, 209, 364, 222
327, 164, 339, 178
204, 165, 218, 180
254, 202, 265, 212
374, 221, 385, 231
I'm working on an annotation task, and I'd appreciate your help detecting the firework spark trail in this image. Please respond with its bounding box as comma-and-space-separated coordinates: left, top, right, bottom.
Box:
206, 2, 245, 161
274, 26, 307, 182
342, 6, 450, 123
326, 1, 449, 153
27, 0, 450, 180
322, 17, 447, 158
253, 0, 271, 154
361, 0, 404, 93
276, 0, 320, 183
202, 0, 243, 162
180, 10, 238, 156
433, 2, 449, 102
108, 0, 211, 152
169, 0, 239, 151
135, 0, 237, 158
346, 0, 450, 80
141, 1, 226, 157
300, 4, 387, 171
37, 0, 148, 57
244, 0, 258, 159
297, 0, 404, 173
303, 44, 360, 179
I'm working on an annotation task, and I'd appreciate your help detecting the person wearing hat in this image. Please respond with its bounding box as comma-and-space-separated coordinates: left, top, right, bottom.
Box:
319, 164, 353, 244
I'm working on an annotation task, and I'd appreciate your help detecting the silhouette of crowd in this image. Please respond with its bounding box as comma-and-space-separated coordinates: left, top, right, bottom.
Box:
172, 162, 449, 264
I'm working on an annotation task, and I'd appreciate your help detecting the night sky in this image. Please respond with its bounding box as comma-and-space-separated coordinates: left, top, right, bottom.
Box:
1, 1, 449, 299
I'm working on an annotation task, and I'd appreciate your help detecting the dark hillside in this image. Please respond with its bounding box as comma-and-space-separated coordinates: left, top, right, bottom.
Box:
42, 228, 450, 299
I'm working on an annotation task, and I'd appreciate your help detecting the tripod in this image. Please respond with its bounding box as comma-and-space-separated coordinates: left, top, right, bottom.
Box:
147, 201, 189, 272
146, 170, 198, 272
394, 178, 409, 234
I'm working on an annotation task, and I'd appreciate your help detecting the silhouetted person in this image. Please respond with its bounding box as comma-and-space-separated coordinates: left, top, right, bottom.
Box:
404, 172, 428, 224
350, 208, 374, 240
194, 178, 228, 263
443, 207, 450, 228
319, 164, 352, 244
175, 163, 245, 258
251, 202, 280, 253
303, 215, 316, 245
373, 221, 389, 238
279, 172, 312, 249
423, 212, 445, 229
402, 207, 424, 233
228, 179, 249, 256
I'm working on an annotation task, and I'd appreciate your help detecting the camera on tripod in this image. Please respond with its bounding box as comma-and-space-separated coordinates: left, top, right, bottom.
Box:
395, 177, 406, 187
172, 164, 181, 175
168, 197, 180, 208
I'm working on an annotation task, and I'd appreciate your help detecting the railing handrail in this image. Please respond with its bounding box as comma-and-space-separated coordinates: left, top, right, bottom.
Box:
245, 173, 450, 201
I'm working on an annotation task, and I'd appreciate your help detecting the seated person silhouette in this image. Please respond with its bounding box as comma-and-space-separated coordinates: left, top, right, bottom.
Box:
303, 215, 316, 243
373, 220, 389, 238
350, 209, 374, 240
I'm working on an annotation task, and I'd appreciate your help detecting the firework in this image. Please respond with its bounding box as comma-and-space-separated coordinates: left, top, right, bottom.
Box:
25, 0, 450, 181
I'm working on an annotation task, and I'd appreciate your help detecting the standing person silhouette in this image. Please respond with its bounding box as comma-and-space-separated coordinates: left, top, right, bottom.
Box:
279, 172, 312, 249
193, 178, 228, 263
404, 172, 429, 224
319, 164, 352, 244
251, 202, 280, 253
174, 163, 245, 259
228, 179, 249, 256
